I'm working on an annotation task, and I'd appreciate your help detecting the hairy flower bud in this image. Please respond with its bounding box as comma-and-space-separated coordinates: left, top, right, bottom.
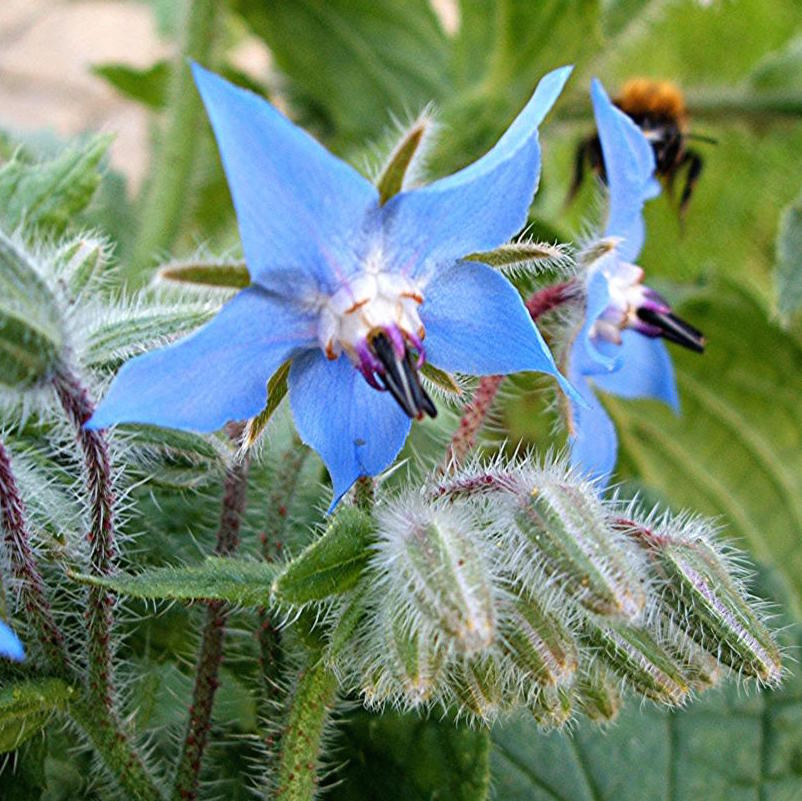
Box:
55, 235, 110, 296
576, 667, 621, 723
499, 594, 578, 688
625, 515, 782, 684
582, 618, 690, 705
387, 613, 446, 705
512, 478, 645, 619
0, 232, 63, 388
372, 499, 496, 655
454, 656, 504, 721
528, 684, 573, 729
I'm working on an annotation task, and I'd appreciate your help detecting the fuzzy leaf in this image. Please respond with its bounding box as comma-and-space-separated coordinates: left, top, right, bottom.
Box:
92, 61, 170, 109
71, 557, 278, 605
0, 679, 75, 754
329, 709, 491, 801
0, 135, 110, 235
272, 506, 375, 604
0, 232, 63, 388
774, 188, 802, 323
156, 259, 251, 290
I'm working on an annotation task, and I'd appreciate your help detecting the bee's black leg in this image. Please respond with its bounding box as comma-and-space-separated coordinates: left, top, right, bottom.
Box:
565, 137, 590, 208
678, 148, 703, 219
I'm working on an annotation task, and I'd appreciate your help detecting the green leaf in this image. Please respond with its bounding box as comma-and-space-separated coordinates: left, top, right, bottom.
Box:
0, 679, 75, 754
329, 709, 490, 801
234, 0, 450, 148
775, 188, 802, 323
91, 61, 170, 109
608, 281, 802, 615
272, 506, 375, 604
0, 135, 110, 235
491, 620, 802, 801
0, 232, 63, 388
71, 557, 278, 605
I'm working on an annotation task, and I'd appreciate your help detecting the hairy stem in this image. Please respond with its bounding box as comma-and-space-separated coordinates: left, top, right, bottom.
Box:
171, 456, 250, 801
444, 281, 577, 468
273, 656, 338, 801
259, 446, 309, 735
0, 439, 68, 672
53, 368, 116, 713
70, 697, 164, 801
128, 0, 218, 283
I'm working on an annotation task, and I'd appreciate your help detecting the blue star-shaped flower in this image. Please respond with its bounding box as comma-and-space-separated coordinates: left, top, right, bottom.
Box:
90, 64, 579, 506
567, 79, 704, 486
0, 619, 24, 661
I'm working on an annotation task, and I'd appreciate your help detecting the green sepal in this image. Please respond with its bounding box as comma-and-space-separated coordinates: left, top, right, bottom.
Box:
272, 506, 376, 605
376, 114, 430, 204
70, 557, 278, 605
157, 259, 251, 289
527, 684, 573, 730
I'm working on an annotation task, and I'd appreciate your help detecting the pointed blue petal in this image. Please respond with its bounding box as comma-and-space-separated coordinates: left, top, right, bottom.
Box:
568, 374, 618, 488
288, 351, 412, 509
592, 331, 680, 410
591, 78, 657, 261
88, 288, 317, 432
192, 64, 379, 292
382, 66, 573, 277
0, 620, 24, 661
420, 260, 580, 403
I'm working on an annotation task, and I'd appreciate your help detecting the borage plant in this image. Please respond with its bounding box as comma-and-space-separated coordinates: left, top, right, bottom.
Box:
0, 60, 786, 801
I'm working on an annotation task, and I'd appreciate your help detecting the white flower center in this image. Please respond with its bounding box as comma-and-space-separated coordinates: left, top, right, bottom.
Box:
588, 259, 648, 345
317, 271, 425, 362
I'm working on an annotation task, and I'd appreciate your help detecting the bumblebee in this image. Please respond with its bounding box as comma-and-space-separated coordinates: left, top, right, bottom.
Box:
569, 78, 714, 217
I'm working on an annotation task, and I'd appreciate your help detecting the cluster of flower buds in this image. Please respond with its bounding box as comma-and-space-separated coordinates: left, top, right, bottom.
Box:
319, 458, 781, 727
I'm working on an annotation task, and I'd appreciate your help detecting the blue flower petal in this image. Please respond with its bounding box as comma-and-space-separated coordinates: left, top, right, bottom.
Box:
573, 265, 619, 376
192, 63, 379, 292
0, 620, 24, 662
591, 78, 657, 261
420, 260, 580, 403
568, 373, 619, 488
382, 66, 573, 278
88, 288, 317, 432
592, 331, 680, 410
288, 351, 412, 509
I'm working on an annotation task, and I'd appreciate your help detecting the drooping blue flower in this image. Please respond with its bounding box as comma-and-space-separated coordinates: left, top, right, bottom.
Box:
567, 79, 704, 486
89, 64, 579, 507
0, 619, 25, 661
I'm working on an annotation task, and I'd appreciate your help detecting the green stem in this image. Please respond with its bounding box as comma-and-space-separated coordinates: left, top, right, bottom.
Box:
128, 0, 218, 284
273, 656, 338, 801
70, 697, 164, 801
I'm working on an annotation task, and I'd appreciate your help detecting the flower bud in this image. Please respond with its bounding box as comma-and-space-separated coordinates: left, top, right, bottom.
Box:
499, 594, 578, 689
582, 618, 689, 705
0, 232, 63, 388
576, 667, 621, 723
373, 499, 496, 655
528, 685, 573, 729
513, 478, 645, 620
55, 235, 110, 296
627, 517, 782, 684
454, 656, 503, 722
388, 613, 446, 705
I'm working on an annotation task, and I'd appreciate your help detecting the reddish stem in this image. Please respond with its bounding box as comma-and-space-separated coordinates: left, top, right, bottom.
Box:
0, 439, 67, 672
444, 280, 578, 468
171, 456, 250, 801
53, 368, 116, 711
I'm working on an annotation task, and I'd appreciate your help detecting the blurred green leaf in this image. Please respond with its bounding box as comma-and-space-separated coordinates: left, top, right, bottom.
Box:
609, 281, 802, 614
329, 709, 491, 801
774, 188, 802, 323
749, 34, 802, 91
0, 680, 74, 754
234, 0, 450, 148
72, 557, 278, 605
92, 61, 170, 109
0, 135, 110, 236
